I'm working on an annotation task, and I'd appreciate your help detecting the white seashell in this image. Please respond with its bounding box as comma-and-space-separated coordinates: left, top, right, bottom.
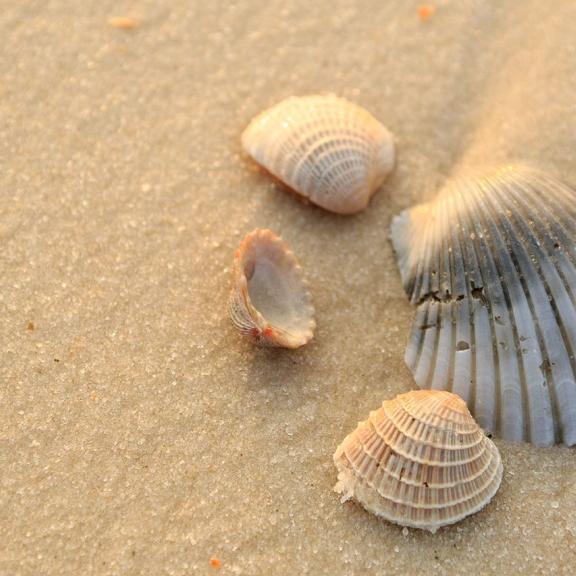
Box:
390, 165, 576, 446
333, 390, 503, 533
228, 229, 315, 348
242, 95, 395, 214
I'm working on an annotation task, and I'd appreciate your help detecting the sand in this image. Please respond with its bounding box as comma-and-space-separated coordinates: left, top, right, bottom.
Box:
1, 1, 575, 574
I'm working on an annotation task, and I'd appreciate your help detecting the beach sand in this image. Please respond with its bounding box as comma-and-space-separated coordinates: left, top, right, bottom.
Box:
1, 1, 575, 574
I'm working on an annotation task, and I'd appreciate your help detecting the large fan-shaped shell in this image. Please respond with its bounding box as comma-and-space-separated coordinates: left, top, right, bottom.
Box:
333, 390, 503, 533
228, 229, 315, 348
390, 165, 576, 446
242, 95, 395, 214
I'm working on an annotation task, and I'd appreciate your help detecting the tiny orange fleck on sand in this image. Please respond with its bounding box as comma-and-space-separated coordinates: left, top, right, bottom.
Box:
26, 321, 35, 331
209, 557, 222, 569
417, 5, 435, 21
108, 16, 140, 30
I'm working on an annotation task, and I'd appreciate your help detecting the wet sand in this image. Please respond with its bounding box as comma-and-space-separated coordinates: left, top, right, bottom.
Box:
1, 1, 575, 574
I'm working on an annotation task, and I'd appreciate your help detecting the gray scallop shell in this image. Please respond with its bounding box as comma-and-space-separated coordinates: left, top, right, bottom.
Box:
242, 95, 395, 214
390, 166, 576, 446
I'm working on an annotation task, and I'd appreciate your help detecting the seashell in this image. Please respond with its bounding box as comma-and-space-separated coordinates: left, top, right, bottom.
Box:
390, 165, 576, 446
242, 95, 395, 214
228, 229, 315, 348
333, 390, 503, 533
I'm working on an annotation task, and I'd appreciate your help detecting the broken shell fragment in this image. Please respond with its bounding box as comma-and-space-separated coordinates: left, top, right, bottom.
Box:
390, 165, 576, 446
242, 95, 395, 214
333, 390, 503, 533
228, 229, 315, 348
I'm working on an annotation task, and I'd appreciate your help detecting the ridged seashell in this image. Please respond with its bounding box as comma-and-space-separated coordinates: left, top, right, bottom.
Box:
390, 165, 576, 446
333, 390, 503, 533
242, 95, 395, 214
228, 229, 315, 348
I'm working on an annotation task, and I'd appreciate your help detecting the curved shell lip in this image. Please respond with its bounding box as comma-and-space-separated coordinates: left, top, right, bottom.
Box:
241, 94, 396, 215
229, 229, 316, 349
338, 458, 503, 534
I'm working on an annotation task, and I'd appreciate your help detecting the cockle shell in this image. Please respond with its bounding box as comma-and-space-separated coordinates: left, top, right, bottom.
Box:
228, 229, 315, 348
242, 95, 395, 214
390, 165, 576, 446
333, 390, 503, 533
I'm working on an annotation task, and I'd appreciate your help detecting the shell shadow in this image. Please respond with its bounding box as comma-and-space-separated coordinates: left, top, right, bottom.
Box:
243, 344, 315, 400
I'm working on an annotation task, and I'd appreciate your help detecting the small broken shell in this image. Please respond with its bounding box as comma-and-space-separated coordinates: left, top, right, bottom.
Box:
334, 390, 503, 533
242, 95, 395, 214
390, 165, 576, 446
228, 229, 315, 348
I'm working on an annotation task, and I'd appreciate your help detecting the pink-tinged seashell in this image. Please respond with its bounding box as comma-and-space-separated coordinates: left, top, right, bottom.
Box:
242, 95, 395, 214
334, 390, 503, 533
228, 229, 315, 348
390, 165, 576, 446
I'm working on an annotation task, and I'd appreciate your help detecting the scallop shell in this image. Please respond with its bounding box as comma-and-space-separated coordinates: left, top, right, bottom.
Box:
242, 95, 395, 214
333, 390, 503, 533
228, 229, 315, 348
390, 165, 576, 446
